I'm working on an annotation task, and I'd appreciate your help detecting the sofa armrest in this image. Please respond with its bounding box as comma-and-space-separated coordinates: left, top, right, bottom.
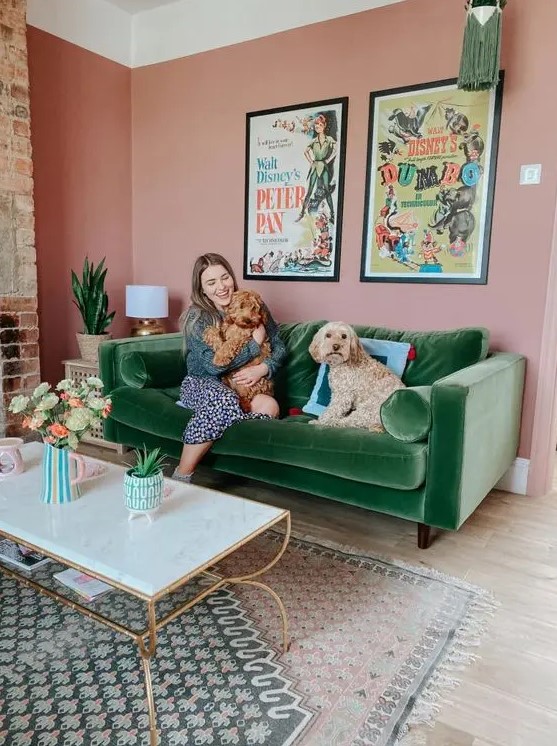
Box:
99, 333, 184, 443
424, 352, 526, 530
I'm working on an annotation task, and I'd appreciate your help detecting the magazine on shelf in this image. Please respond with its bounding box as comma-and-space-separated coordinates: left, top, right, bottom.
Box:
0, 539, 52, 572
53, 568, 114, 602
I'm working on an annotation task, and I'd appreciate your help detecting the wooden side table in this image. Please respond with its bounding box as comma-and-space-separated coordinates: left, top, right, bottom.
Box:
63, 358, 125, 454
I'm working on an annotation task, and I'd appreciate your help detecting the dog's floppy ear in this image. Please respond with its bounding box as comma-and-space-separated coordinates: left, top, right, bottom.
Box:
309, 327, 324, 363
348, 327, 365, 364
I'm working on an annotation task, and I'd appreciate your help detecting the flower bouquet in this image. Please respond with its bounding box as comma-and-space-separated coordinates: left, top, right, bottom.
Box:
9, 378, 112, 504
9, 377, 112, 450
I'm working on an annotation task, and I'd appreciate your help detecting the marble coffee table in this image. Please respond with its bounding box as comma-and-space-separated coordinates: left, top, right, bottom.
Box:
0, 442, 290, 746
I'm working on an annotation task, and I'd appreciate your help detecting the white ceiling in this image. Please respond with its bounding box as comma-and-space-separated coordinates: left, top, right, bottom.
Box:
27, 0, 405, 67
104, 0, 179, 13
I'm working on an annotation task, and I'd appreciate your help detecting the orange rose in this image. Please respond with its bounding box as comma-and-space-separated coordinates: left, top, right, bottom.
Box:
60, 392, 69, 400
68, 398, 84, 408
48, 423, 69, 438
22, 416, 32, 429
102, 403, 112, 417
44, 436, 56, 444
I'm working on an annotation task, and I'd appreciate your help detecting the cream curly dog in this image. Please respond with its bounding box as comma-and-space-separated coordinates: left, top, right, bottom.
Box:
308, 321, 405, 431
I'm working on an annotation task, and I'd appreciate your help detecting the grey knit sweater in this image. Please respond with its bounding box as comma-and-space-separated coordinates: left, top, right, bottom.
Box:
184, 305, 286, 379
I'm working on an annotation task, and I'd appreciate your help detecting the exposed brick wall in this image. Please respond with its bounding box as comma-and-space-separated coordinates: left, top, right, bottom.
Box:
0, 0, 39, 437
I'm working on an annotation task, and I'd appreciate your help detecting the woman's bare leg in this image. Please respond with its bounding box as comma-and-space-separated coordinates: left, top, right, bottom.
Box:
250, 394, 279, 418
176, 441, 214, 476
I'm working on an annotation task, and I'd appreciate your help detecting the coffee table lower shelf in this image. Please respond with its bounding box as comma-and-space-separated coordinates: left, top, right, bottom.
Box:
0, 513, 291, 746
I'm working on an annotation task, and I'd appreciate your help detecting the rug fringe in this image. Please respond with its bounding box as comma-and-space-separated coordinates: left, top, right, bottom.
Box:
271, 528, 499, 744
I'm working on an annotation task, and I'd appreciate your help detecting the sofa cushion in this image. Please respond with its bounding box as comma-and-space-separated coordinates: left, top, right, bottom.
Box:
380, 386, 432, 443
302, 338, 412, 416
351, 325, 489, 386
273, 321, 325, 411
109, 386, 427, 491
119, 350, 185, 389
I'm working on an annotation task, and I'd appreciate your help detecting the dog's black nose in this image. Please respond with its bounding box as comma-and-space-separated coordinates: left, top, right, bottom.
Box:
332, 343, 340, 351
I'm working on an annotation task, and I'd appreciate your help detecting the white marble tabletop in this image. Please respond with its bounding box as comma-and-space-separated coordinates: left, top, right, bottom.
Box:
0, 442, 287, 599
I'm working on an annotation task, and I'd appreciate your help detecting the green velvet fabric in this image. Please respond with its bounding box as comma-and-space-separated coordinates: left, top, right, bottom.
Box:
272, 321, 325, 412
119, 350, 185, 389
351, 324, 489, 386
105, 420, 427, 522
99, 333, 184, 391
424, 353, 526, 530
108, 386, 427, 491
380, 386, 432, 443
99, 329, 526, 535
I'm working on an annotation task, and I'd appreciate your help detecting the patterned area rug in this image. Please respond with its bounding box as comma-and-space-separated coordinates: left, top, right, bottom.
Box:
0, 531, 495, 745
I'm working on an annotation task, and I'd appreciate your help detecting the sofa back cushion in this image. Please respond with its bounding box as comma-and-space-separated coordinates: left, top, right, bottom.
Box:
275, 322, 489, 409
352, 325, 489, 386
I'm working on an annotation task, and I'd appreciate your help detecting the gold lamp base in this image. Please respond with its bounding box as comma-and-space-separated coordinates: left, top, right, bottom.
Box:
130, 318, 166, 337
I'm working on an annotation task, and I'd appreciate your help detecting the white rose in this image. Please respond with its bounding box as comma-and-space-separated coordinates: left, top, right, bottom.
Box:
87, 396, 106, 411
86, 376, 104, 388
36, 393, 59, 411
56, 379, 74, 391
66, 408, 92, 432
33, 383, 50, 399
9, 395, 29, 414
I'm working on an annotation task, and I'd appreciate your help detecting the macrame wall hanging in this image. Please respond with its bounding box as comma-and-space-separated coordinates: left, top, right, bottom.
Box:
457, 0, 507, 91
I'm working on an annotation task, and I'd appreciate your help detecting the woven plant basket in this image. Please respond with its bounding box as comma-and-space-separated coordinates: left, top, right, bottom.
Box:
76, 333, 112, 363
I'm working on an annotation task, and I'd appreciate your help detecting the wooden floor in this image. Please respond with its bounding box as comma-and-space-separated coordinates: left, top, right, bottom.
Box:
85, 444, 557, 746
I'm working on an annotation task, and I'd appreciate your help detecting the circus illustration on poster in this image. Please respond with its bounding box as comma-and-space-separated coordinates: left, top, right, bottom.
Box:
244, 98, 348, 281
361, 77, 503, 284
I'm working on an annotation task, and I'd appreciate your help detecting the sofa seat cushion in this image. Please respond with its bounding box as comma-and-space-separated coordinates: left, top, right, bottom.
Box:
109, 387, 427, 491
213, 415, 427, 490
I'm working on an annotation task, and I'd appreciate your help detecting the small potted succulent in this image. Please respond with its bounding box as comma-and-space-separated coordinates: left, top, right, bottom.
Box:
124, 446, 166, 521
72, 256, 116, 363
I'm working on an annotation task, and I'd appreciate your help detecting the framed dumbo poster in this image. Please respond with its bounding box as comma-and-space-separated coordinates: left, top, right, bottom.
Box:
361, 76, 503, 284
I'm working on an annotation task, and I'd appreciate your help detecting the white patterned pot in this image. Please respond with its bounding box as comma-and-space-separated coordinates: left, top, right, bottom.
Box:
123, 469, 164, 516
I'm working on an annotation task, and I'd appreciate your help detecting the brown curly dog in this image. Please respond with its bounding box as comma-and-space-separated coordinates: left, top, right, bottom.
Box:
203, 289, 274, 412
308, 321, 405, 431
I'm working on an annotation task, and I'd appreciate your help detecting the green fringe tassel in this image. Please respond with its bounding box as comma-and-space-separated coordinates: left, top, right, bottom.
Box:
457, 9, 502, 91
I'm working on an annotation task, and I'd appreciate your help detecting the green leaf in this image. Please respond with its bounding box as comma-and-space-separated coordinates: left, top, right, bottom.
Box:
72, 256, 114, 334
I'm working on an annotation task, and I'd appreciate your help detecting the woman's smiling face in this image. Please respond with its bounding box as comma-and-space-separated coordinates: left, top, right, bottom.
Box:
200, 264, 235, 309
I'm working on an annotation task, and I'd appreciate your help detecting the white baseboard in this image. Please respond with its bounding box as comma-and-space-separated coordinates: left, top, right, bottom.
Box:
495, 457, 530, 495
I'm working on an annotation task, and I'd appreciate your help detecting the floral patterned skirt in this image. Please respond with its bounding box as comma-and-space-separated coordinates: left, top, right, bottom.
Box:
180, 375, 269, 444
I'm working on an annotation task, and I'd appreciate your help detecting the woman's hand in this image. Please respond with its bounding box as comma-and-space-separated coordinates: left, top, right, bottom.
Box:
232, 363, 269, 387
252, 324, 267, 346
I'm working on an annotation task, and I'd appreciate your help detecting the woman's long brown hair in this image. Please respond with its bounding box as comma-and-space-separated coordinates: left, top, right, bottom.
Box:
180, 253, 239, 337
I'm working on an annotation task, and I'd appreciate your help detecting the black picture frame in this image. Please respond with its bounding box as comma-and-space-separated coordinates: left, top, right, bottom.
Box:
360, 75, 504, 284
244, 97, 348, 282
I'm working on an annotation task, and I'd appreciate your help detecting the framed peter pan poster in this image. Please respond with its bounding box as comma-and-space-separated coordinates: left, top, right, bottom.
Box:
244, 97, 348, 282
361, 76, 503, 284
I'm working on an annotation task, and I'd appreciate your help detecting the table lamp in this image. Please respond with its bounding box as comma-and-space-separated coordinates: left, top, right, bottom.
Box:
126, 285, 169, 337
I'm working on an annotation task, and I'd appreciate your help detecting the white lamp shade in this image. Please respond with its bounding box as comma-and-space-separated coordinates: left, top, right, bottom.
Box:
126, 285, 169, 319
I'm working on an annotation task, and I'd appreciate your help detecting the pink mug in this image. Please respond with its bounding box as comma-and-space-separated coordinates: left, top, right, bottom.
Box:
0, 437, 24, 479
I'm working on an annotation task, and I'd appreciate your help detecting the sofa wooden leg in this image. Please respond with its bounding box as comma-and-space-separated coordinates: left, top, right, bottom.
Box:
417, 523, 433, 549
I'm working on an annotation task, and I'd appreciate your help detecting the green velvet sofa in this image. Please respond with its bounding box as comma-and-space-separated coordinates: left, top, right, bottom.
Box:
99, 322, 526, 548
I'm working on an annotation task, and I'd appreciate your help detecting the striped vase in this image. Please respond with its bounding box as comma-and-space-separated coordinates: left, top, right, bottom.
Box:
123, 470, 164, 514
40, 443, 86, 504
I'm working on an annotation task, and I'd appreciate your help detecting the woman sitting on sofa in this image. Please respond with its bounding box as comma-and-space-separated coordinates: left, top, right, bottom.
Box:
173, 252, 286, 482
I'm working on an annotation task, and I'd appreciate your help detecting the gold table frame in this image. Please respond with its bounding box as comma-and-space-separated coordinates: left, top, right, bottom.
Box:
0, 511, 291, 746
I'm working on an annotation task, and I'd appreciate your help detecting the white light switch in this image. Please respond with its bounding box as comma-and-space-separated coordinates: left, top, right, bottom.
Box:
520, 164, 542, 185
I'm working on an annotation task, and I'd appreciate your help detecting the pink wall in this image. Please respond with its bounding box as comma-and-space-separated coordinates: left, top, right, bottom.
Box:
131, 0, 557, 462
28, 27, 132, 385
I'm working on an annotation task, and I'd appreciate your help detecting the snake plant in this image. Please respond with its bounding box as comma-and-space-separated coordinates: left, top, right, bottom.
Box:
71, 257, 115, 335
